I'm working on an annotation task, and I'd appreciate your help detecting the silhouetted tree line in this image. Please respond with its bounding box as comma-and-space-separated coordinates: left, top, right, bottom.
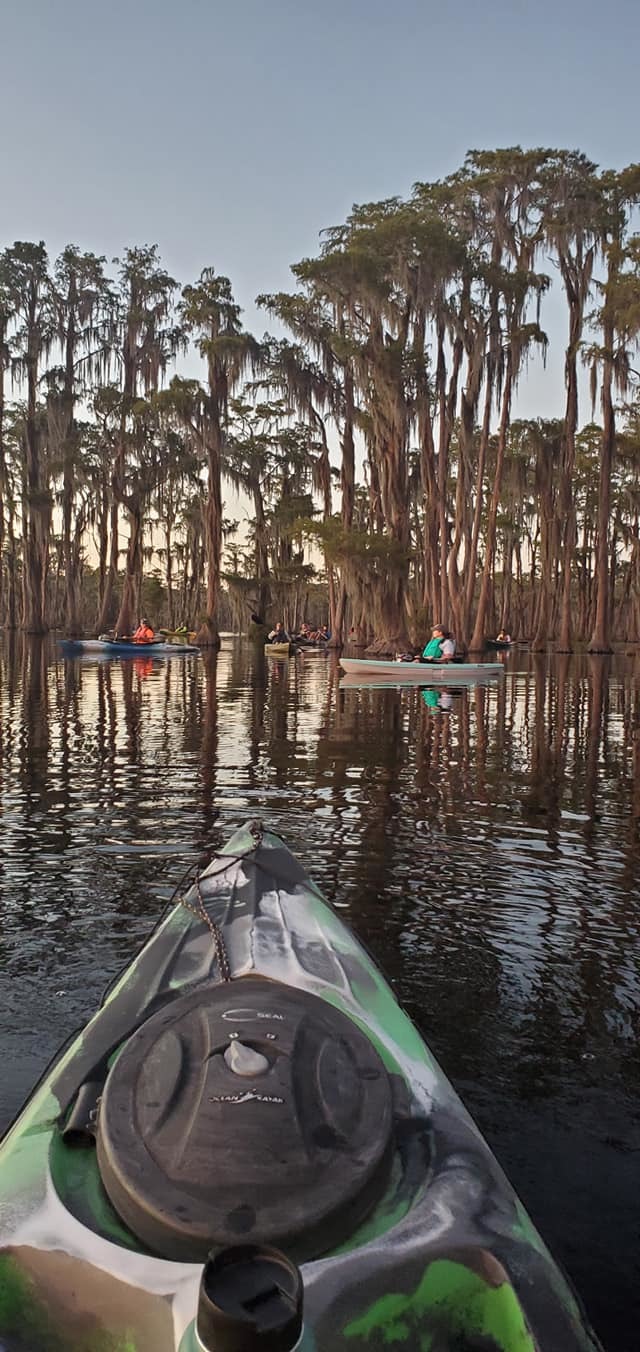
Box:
1, 148, 640, 649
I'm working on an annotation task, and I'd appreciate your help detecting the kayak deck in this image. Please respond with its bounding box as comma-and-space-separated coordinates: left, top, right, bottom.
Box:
0, 823, 601, 1352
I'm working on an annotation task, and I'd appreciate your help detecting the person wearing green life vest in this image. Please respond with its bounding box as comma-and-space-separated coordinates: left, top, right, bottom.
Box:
420, 624, 456, 662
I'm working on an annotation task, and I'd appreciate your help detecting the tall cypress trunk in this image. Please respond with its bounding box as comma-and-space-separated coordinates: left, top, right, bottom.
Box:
609, 520, 618, 631
447, 444, 468, 639
469, 348, 514, 651
331, 363, 355, 646
197, 416, 222, 647
96, 497, 120, 633
419, 409, 438, 614
500, 533, 514, 631
61, 275, 80, 634
438, 328, 463, 625
113, 336, 137, 638
99, 350, 131, 637
531, 443, 557, 650
557, 283, 581, 651
436, 323, 448, 623
413, 306, 437, 616
463, 369, 493, 635
462, 247, 501, 638
22, 285, 49, 634
116, 501, 143, 635
5, 508, 17, 630
448, 316, 482, 639
0, 309, 7, 626
165, 520, 175, 629
253, 482, 270, 619
589, 315, 615, 652
372, 439, 410, 651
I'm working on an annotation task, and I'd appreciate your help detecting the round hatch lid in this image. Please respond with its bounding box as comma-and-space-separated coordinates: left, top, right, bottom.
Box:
97, 976, 393, 1260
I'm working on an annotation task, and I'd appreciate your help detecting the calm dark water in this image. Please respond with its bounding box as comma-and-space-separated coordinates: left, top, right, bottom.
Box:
1, 636, 639, 1349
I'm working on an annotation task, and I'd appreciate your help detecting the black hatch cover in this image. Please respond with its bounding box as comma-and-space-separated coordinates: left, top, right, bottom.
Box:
97, 976, 393, 1260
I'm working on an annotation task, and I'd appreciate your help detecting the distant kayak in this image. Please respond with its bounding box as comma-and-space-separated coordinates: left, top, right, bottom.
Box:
486, 638, 513, 650
340, 657, 504, 683
265, 641, 296, 656
60, 638, 200, 657
0, 822, 601, 1351
159, 628, 198, 645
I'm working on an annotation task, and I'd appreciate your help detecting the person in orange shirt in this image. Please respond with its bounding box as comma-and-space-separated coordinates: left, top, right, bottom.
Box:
133, 617, 155, 644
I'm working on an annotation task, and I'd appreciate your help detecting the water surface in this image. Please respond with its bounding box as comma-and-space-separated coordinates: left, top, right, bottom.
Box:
1, 636, 638, 1349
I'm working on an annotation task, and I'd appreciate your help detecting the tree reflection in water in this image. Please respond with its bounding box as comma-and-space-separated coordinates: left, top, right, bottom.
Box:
0, 638, 638, 1350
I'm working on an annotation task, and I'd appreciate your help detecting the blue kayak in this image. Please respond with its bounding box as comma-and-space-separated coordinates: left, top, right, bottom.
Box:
60, 638, 199, 657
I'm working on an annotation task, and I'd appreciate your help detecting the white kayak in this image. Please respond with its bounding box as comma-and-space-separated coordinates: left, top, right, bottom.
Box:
340, 657, 504, 684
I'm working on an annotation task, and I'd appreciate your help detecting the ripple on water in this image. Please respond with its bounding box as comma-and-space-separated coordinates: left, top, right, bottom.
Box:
1, 640, 639, 1349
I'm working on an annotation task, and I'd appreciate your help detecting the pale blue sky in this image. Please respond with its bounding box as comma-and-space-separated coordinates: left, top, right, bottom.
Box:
2, 0, 639, 418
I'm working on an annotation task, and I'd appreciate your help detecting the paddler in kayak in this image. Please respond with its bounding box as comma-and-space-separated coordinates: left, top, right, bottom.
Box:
133, 617, 155, 644
418, 624, 456, 662
268, 620, 290, 642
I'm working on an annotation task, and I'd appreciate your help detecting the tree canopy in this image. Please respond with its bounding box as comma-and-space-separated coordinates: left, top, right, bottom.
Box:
1, 146, 640, 650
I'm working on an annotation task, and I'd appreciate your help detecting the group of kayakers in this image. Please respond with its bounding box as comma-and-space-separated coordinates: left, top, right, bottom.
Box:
111, 619, 190, 645
268, 620, 331, 644
296, 621, 331, 643
112, 615, 334, 647
117, 616, 508, 654
268, 618, 461, 661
